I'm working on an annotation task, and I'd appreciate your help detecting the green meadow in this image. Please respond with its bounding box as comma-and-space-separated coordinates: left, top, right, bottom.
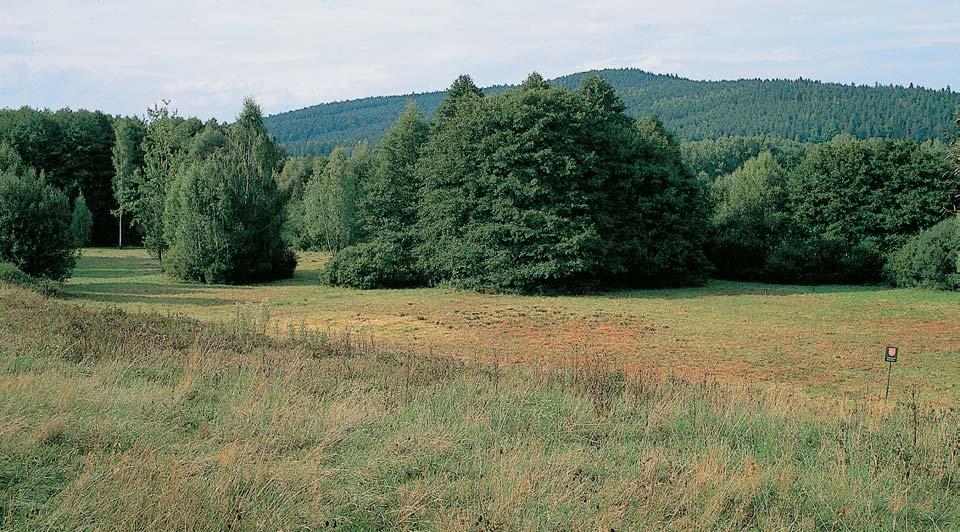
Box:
64, 248, 960, 402
2, 277, 959, 529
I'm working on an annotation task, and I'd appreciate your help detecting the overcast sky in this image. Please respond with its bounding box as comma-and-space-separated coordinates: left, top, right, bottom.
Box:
1, 0, 958, 121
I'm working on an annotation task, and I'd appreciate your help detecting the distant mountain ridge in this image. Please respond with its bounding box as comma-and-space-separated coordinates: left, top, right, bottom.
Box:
264, 68, 960, 156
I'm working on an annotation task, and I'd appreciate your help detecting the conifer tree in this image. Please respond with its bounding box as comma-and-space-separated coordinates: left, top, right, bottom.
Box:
0, 167, 76, 279
164, 99, 295, 284
70, 192, 94, 250
359, 101, 429, 236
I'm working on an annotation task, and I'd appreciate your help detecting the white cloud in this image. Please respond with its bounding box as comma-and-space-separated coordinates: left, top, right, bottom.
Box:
0, 0, 956, 119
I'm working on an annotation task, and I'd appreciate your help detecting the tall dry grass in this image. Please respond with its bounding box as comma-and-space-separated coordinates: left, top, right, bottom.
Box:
0, 283, 957, 530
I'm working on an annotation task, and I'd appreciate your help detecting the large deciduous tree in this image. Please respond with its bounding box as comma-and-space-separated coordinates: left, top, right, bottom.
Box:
407, 74, 710, 292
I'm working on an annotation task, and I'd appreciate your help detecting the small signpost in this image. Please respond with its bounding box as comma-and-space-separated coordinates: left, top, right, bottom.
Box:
884, 346, 898, 400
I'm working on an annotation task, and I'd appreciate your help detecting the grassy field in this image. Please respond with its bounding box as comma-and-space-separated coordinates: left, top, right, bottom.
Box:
64, 248, 960, 401
1, 281, 958, 529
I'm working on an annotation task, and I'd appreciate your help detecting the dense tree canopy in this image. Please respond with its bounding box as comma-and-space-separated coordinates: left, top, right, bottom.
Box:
787, 136, 955, 254
128, 105, 203, 261
1, 73, 957, 292
0, 107, 117, 245
704, 136, 957, 284
301, 144, 369, 252
264, 69, 960, 157
681, 136, 808, 181
359, 101, 429, 237
111, 117, 146, 247
709, 151, 789, 280
324, 74, 710, 293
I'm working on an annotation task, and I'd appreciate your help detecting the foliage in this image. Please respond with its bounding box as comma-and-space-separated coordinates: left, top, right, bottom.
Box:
703, 137, 956, 284
324, 102, 431, 289
787, 136, 956, 254
0, 261, 61, 295
323, 238, 422, 289
358, 101, 429, 237
0, 168, 76, 279
0, 107, 117, 245
954, 110, 960, 274
264, 68, 960, 156
69, 192, 94, 248
111, 117, 146, 247
0, 140, 26, 174
410, 74, 709, 292
128, 104, 202, 261
163, 100, 296, 284
681, 135, 808, 181
886, 217, 959, 290
709, 151, 789, 280
278, 156, 326, 249
302, 144, 369, 251
277, 155, 323, 201
763, 232, 885, 285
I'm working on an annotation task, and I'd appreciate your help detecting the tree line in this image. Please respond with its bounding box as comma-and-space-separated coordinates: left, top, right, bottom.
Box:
0, 107, 116, 246
286, 74, 711, 292
282, 75, 959, 292
0, 74, 958, 291
265, 68, 960, 157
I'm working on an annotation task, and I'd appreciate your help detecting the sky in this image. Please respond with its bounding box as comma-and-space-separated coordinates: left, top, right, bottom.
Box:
1, 0, 958, 121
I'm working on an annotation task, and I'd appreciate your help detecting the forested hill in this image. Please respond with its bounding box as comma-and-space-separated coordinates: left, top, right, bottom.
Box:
264, 69, 960, 156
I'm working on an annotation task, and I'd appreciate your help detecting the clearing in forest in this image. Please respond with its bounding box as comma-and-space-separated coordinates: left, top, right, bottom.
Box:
64, 248, 960, 401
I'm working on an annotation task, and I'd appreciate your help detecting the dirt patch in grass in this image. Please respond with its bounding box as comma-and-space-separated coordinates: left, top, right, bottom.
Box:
63, 248, 960, 401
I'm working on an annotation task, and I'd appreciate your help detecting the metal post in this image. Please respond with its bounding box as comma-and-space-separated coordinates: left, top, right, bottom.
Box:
885, 361, 892, 400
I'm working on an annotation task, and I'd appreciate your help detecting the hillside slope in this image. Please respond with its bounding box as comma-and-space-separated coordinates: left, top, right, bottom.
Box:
264, 69, 960, 156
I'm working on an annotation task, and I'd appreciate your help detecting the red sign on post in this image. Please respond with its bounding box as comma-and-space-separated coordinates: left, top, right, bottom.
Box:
885, 346, 898, 363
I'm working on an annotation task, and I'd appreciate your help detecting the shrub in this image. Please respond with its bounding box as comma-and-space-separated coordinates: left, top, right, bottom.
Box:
885, 217, 959, 290
323, 238, 422, 289
764, 233, 884, 285
0, 168, 76, 280
0, 262, 61, 295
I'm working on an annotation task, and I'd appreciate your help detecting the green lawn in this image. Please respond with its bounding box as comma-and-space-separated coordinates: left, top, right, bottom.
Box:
64, 248, 960, 401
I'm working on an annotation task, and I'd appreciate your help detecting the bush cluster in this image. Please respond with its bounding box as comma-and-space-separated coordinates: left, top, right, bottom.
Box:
708, 135, 958, 285
0, 262, 61, 295
885, 217, 959, 290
